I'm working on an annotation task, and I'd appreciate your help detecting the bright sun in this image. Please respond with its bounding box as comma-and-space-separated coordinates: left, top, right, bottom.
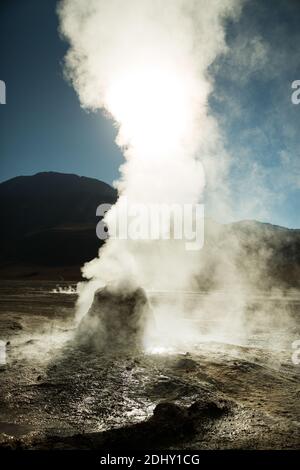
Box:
105, 66, 191, 155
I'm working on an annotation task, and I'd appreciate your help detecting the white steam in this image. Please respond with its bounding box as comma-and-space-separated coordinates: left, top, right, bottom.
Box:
58, 0, 243, 350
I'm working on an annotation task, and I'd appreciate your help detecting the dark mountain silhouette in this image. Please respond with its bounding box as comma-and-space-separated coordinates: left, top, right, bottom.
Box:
0, 172, 117, 279
0, 172, 299, 286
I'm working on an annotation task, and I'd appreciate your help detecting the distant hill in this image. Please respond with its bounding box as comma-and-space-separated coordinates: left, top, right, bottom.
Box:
0, 172, 299, 287
196, 219, 300, 291
0, 172, 117, 279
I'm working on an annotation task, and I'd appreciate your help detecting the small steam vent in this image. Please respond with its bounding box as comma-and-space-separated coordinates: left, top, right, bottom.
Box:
76, 285, 150, 353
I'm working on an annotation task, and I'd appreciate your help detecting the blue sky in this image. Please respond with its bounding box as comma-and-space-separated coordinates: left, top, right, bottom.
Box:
0, 0, 299, 227
0, 0, 123, 185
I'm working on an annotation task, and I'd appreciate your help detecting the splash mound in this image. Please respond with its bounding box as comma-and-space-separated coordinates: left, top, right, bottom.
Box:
76, 286, 149, 352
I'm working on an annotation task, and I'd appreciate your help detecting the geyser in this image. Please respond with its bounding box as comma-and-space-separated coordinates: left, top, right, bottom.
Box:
58, 0, 243, 351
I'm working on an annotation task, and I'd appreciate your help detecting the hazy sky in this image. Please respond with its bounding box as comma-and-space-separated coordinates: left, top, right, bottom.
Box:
0, 0, 299, 228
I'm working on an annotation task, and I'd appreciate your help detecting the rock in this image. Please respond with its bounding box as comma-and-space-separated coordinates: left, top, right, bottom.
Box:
76, 286, 151, 353
173, 357, 197, 371
188, 399, 230, 418
153, 402, 186, 421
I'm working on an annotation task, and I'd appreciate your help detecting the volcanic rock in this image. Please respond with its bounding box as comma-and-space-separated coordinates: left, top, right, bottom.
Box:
76, 286, 150, 352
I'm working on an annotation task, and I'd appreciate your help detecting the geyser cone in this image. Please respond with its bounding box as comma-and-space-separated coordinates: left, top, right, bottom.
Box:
76, 286, 150, 353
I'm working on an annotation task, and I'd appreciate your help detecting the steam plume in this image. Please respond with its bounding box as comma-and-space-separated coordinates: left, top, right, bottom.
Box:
58, 0, 243, 349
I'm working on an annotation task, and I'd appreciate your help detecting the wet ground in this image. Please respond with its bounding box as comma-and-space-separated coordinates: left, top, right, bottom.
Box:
0, 281, 299, 449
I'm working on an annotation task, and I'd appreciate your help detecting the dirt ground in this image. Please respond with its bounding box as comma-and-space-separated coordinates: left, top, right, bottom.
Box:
0, 281, 299, 450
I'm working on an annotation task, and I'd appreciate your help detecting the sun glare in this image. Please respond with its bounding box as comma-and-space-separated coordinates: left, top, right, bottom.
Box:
105, 66, 191, 154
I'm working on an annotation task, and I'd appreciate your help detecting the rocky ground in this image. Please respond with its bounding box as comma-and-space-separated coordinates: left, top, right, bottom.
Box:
0, 281, 299, 450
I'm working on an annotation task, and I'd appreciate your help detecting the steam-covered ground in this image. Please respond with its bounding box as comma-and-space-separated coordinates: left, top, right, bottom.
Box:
0, 281, 299, 449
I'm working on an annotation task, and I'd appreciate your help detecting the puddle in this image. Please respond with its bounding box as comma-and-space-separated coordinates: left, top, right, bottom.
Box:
0, 422, 33, 437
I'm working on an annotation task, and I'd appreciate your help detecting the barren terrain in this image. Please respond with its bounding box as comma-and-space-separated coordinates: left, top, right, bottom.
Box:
0, 281, 299, 449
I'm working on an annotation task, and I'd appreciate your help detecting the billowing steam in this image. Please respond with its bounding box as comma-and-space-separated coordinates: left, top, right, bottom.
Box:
58, 0, 243, 351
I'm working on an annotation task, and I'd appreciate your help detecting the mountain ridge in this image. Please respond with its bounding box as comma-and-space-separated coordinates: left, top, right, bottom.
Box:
0, 172, 299, 285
